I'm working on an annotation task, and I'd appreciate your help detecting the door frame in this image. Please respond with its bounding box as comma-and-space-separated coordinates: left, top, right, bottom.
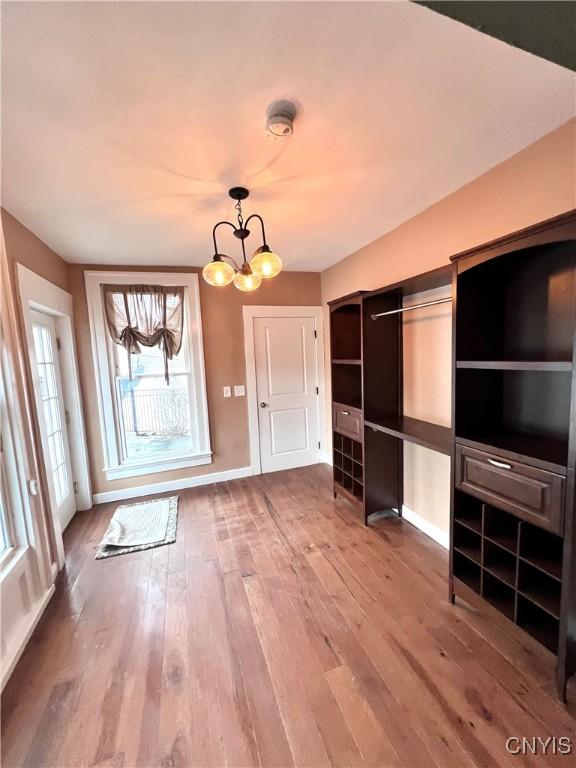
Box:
242, 305, 326, 475
17, 266, 92, 565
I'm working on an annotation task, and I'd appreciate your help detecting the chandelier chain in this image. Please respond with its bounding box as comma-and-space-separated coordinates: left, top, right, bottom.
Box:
235, 199, 244, 228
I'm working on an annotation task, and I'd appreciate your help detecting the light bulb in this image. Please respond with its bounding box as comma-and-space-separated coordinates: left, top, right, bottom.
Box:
233, 269, 262, 292
202, 258, 234, 287
250, 247, 282, 279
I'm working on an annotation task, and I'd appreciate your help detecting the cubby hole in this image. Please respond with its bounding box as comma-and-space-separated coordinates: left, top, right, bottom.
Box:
518, 561, 561, 619
455, 368, 570, 468
519, 524, 563, 581
342, 472, 354, 494
332, 364, 362, 410
482, 571, 515, 621
453, 525, 482, 565
517, 595, 559, 653
453, 551, 481, 593
333, 431, 363, 504
331, 304, 361, 361
456, 240, 575, 364
333, 432, 343, 452
483, 505, 519, 554
453, 491, 483, 534
483, 540, 517, 588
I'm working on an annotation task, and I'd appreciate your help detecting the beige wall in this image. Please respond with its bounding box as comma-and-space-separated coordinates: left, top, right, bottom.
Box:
1, 207, 71, 563
2, 209, 69, 292
68, 265, 321, 495
321, 118, 576, 535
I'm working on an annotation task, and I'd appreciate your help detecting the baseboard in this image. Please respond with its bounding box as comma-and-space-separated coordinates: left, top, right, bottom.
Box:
1, 585, 55, 691
402, 505, 449, 549
321, 451, 333, 466
93, 465, 253, 505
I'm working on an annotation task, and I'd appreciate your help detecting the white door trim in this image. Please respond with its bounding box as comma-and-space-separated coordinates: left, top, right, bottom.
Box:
17, 266, 92, 541
243, 305, 326, 475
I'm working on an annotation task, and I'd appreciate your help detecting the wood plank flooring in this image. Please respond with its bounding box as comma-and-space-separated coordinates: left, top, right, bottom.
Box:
2, 465, 574, 768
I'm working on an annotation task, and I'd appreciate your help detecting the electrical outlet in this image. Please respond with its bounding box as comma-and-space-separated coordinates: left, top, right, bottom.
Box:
233, 384, 245, 397
223, 386, 231, 398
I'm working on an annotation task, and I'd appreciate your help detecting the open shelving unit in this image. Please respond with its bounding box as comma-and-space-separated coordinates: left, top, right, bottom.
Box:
329, 292, 365, 513
329, 211, 575, 699
450, 212, 576, 700
332, 433, 363, 505
453, 494, 563, 652
362, 265, 453, 521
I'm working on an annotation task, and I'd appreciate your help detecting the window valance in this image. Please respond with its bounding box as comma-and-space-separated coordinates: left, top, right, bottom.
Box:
102, 284, 184, 383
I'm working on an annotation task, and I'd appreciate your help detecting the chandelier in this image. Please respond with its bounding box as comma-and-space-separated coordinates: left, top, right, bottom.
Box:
202, 187, 282, 292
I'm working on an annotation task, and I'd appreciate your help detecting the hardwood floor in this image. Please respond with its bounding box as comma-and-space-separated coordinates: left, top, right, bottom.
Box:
2, 465, 574, 768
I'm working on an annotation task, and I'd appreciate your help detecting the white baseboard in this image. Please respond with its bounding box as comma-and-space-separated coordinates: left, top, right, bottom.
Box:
321, 452, 333, 466
1, 585, 55, 691
93, 465, 253, 505
402, 505, 449, 549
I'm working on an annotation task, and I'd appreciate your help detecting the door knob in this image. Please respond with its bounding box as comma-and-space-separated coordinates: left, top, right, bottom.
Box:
260, 402, 268, 408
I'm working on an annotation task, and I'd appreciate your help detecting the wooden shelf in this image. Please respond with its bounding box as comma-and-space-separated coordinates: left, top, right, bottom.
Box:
454, 544, 482, 566
517, 596, 559, 653
365, 416, 451, 456
519, 554, 562, 582
457, 360, 572, 371
454, 517, 482, 535
518, 585, 560, 619
332, 359, 362, 365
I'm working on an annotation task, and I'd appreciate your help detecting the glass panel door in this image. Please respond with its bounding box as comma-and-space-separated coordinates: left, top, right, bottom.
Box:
30, 310, 75, 528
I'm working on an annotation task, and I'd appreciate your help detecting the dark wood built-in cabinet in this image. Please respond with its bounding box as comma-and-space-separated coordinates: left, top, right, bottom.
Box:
329, 293, 366, 510
329, 210, 576, 700
450, 211, 576, 701
329, 267, 453, 523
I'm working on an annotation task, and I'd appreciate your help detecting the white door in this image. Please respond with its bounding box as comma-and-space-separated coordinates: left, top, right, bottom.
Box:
29, 310, 76, 530
254, 315, 321, 473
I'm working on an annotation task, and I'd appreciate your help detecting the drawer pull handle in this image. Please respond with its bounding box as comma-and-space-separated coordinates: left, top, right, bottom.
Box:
341, 410, 350, 415
488, 458, 512, 470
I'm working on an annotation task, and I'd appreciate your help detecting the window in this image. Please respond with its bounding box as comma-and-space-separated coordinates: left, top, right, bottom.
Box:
86, 272, 211, 480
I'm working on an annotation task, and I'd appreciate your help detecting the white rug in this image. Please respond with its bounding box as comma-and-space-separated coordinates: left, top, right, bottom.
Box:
95, 496, 178, 559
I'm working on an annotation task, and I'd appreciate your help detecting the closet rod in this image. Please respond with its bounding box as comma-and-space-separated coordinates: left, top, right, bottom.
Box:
371, 296, 452, 320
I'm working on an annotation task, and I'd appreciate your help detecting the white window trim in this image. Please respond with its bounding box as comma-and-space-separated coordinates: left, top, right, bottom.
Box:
85, 271, 212, 480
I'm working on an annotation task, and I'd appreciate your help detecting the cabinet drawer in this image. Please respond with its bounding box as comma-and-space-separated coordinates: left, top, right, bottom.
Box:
455, 444, 565, 534
333, 403, 362, 441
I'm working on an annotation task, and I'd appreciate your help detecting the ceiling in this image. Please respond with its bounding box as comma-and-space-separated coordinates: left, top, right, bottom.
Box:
2, 2, 574, 271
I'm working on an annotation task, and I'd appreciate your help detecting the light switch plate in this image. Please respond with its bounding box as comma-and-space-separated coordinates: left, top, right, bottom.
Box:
233, 385, 245, 397
223, 386, 231, 398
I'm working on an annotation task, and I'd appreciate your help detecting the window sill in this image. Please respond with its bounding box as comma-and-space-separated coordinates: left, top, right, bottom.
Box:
104, 452, 213, 481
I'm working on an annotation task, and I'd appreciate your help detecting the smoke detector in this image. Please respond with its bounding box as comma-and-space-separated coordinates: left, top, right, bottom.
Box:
266, 100, 297, 138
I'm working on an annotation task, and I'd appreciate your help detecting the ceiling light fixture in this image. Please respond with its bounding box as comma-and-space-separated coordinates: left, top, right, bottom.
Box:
202, 187, 282, 292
